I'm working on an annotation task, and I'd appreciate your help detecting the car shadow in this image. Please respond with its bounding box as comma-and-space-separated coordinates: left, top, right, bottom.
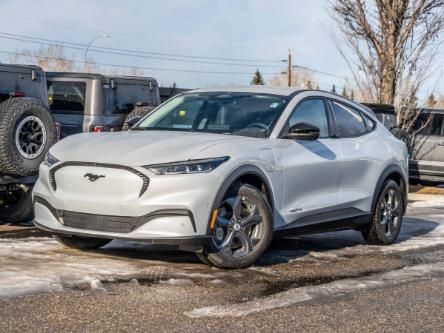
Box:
93, 216, 440, 268
257, 217, 440, 266
298, 140, 337, 160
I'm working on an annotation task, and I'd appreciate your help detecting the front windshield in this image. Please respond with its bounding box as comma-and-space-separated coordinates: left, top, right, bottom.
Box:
135, 92, 287, 138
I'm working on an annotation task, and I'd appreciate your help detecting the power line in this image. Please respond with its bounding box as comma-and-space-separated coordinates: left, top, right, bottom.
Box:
0, 50, 281, 76
293, 65, 348, 80
0, 32, 284, 66
0, 32, 282, 63
0, 32, 354, 82
0, 14, 276, 51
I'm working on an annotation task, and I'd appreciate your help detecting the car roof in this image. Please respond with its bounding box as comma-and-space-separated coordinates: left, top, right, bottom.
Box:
188, 85, 304, 96
0, 63, 44, 73
362, 103, 396, 115
46, 72, 157, 82
184, 86, 376, 118
417, 108, 444, 114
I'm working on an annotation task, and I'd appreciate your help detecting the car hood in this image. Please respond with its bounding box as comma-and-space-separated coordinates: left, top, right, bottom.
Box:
50, 130, 252, 166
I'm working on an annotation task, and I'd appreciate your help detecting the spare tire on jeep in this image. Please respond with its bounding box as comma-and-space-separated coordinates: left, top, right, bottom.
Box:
390, 128, 412, 155
122, 104, 156, 131
0, 97, 57, 177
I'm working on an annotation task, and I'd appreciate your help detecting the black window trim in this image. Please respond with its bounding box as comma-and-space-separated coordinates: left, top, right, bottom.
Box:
328, 99, 377, 139
278, 96, 335, 139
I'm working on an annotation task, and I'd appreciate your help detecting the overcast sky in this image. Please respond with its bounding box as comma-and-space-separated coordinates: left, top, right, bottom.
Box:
0, 0, 442, 99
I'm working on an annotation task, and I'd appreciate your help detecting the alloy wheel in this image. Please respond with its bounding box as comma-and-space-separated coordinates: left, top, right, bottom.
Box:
379, 188, 402, 237
212, 195, 264, 258
15, 116, 47, 159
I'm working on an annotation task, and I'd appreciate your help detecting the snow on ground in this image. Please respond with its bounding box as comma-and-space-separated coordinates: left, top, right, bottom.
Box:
410, 196, 444, 208
186, 197, 444, 318
1, 196, 444, 300
0, 237, 217, 299
186, 261, 444, 318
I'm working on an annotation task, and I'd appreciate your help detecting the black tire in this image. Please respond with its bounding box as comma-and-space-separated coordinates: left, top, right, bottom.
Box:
200, 184, 273, 269
362, 179, 404, 245
390, 128, 411, 155
122, 105, 155, 130
0, 186, 33, 223
53, 235, 111, 250
195, 250, 214, 266
0, 97, 57, 176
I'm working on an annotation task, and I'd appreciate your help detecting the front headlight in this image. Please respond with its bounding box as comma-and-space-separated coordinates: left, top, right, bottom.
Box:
145, 156, 230, 175
43, 152, 59, 167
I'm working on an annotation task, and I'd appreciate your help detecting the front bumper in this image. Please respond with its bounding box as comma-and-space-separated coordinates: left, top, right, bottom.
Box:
34, 196, 211, 251
33, 161, 229, 245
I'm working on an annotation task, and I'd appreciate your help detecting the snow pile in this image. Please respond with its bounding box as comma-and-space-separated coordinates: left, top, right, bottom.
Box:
0, 237, 199, 299
410, 196, 444, 208
186, 262, 444, 318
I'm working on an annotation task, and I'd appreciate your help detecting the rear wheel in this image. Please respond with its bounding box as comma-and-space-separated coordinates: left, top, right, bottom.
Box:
197, 184, 273, 268
362, 180, 404, 245
53, 235, 111, 250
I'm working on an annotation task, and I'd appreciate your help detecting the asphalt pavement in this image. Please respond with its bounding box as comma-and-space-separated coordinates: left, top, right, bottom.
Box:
0, 198, 443, 332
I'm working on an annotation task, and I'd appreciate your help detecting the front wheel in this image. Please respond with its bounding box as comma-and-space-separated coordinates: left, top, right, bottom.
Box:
197, 184, 273, 268
0, 186, 33, 223
53, 235, 111, 250
362, 179, 404, 245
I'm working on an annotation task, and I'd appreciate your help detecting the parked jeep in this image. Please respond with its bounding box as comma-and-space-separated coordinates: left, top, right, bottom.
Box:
0, 64, 57, 223
46, 72, 160, 138
363, 103, 411, 154
409, 108, 444, 184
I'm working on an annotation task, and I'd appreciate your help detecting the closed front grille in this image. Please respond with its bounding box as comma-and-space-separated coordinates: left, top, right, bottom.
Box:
62, 211, 145, 233
49, 161, 149, 197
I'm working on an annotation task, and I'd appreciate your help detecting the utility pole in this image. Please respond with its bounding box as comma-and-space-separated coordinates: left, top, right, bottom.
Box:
287, 49, 292, 87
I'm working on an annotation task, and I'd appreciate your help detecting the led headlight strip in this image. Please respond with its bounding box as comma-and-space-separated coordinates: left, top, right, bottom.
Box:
145, 156, 230, 175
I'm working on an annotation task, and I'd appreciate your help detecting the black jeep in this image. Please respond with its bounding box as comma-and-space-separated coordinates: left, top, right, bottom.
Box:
363, 103, 411, 154
0, 64, 57, 223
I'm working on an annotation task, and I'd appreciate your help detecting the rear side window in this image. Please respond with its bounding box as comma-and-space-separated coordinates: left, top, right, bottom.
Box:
111, 83, 152, 114
330, 101, 367, 137
47, 81, 86, 113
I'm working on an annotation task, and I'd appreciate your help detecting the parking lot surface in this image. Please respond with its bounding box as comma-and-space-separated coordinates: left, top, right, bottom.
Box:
1, 198, 444, 332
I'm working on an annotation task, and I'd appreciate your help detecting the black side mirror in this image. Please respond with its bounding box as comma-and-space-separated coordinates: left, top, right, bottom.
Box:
127, 116, 142, 128
284, 122, 320, 140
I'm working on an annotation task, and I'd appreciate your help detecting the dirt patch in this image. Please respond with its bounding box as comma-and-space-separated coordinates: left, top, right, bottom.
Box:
410, 185, 444, 195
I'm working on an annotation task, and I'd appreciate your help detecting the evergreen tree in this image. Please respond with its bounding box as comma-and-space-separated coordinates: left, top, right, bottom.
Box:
350, 90, 355, 100
331, 84, 337, 94
315, 84, 320, 90
250, 69, 265, 85
305, 80, 313, 89
342, 86, 348, 98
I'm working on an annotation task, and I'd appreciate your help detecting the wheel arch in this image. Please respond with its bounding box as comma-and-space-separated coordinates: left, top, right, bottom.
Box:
372, 164, 408, 214
205, 164, 275, 235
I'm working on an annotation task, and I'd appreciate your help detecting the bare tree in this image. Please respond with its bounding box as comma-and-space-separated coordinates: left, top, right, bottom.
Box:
331, 0, 444, 131
426, 93, 437, 107
9, 44, 102, 73
437, 94, 444, 108
9, 44, 78, 72
269, 68, 317, 88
